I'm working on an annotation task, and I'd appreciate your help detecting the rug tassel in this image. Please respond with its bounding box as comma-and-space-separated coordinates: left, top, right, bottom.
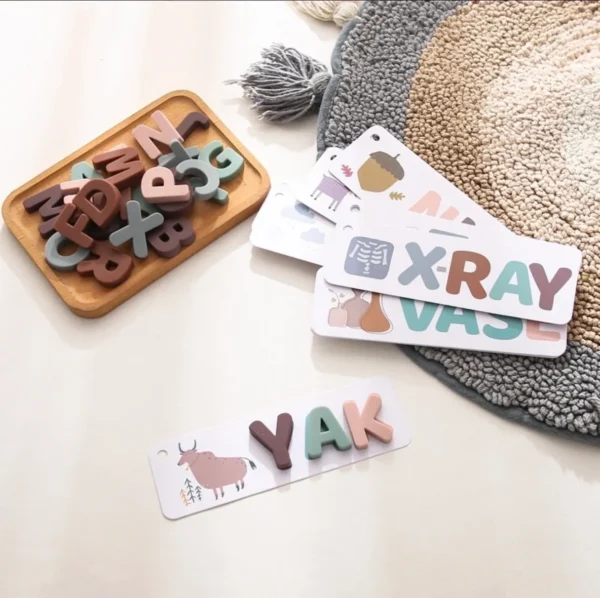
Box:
293, 0, 362, 26
226, 43, 331, 124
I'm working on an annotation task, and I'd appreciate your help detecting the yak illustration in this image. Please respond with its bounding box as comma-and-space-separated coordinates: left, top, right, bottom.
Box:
178, 441, 257, 500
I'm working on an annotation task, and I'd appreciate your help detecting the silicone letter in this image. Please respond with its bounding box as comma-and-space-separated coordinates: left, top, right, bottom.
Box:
70, 161, 102, 181
175, 158, 220, 201
132, 110, 182, 160
249, 413, 294, 470
141, 166, 191, 203
45, 232, 90, 272
482, 315, 523, 340
119, 186, 157, 220
147, 217, 196, 258
92, 147, 145, 190
54, 204, 93, 248
489, 261, 533, 306
176, 111, 210, 138
23, 185, 64, 217
109, 201, 164, 259
76, 241, 134, 288
61, 179, 89, 205
158, 139, 200, 168
399, 298, 438, 332
72, 179, 120, 227
38, 216, 59, 239
343, 393, 393, 450
305, 407, 351, 460
446, 250, 491, 299
525, 321, 561, 341
398, 243, 446, 290
198, 141, 244, 183
529, 264, 573, 311
435, 306, 479, 335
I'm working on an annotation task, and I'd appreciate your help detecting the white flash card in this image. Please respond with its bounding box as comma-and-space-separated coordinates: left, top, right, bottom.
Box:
149, 377, 410, 520
323, 223, 581, 325
295, 148, 362, 224
312, 269, 566, 358
250, 184, 334, 266
329, 125, 507, 233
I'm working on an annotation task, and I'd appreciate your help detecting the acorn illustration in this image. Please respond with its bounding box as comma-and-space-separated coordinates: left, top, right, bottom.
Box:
357, 151, 404, 193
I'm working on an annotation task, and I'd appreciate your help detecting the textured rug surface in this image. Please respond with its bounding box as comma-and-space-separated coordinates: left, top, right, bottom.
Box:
317, 0, 600, 443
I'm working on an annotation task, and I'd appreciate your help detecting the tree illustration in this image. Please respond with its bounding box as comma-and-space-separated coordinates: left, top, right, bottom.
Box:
389, 191, 405, 201
194, 486, 202, 502
185, 478, 196, 503
180, 489, 191, 507
341, 164, 353, 177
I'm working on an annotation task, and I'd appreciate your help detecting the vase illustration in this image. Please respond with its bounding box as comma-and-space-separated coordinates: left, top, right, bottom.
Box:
357, 152, 404, 193
328, 306, 348, 327
328, 289, 349, 327
343, 290, 370, 328
359, 293, 392, 333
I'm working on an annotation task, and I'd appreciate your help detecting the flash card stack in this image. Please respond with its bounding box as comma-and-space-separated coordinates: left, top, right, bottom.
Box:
251, 126, 582, 358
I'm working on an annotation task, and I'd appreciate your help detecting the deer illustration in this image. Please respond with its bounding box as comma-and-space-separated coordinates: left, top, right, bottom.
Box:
177, 441, 257, 500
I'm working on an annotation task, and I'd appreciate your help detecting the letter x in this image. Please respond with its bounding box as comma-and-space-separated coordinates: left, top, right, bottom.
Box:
109, 201, 164, 259
398, 242, 446, 290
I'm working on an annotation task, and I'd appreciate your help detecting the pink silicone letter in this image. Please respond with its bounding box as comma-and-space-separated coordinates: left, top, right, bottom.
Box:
343, 393, 394, 450
132, 110, 183, 160
61, 179, 88, 205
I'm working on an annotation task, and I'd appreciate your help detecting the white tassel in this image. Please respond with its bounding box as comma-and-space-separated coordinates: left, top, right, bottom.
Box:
293, 0, 362, 27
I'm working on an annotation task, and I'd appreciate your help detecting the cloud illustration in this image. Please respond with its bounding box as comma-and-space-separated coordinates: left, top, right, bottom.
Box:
301, 228, 325, 244
281, 202, 315, 223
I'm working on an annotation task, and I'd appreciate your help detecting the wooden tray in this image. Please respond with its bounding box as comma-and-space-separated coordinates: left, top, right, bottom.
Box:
2, 90, 270, 318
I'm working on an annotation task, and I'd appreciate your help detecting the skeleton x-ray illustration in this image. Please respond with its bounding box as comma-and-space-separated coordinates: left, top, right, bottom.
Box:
344, 237, 394, 279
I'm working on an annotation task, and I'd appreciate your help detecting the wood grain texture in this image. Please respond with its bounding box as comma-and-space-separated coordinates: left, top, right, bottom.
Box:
2, 90, 270, 318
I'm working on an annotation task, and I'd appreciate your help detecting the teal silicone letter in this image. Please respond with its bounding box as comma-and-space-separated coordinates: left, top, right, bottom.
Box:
305, 407, 351, 460
71, 161, 102, 181
482, 315, 523, 340
399, 298, 438, 332
198, 141, 244, 183
436, 306, 479, 335
490, 261, 533, 306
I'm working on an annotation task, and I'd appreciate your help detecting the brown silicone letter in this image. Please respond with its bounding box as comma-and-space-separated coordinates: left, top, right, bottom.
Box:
54, 204, 93, 248
76, 241, 134, 287
155, 196, 194, 217
92, 147, 145, 190
147, 217, 196, 258
249, 413, 294, 470
73, 179, 120, 227
176, 111, 210, 139
446, 250, 491, 299
23, 184, 64, 218
39, 215, 60, 239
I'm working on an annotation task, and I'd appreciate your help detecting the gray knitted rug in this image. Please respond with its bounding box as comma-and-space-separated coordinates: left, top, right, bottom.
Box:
317, 0, 600, 444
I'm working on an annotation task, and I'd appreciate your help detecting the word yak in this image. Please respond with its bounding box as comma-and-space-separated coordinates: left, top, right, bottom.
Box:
249, 393, 393, 470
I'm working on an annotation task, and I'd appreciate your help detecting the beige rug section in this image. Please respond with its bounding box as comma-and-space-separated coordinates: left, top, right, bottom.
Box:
404, 0, 600, 351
